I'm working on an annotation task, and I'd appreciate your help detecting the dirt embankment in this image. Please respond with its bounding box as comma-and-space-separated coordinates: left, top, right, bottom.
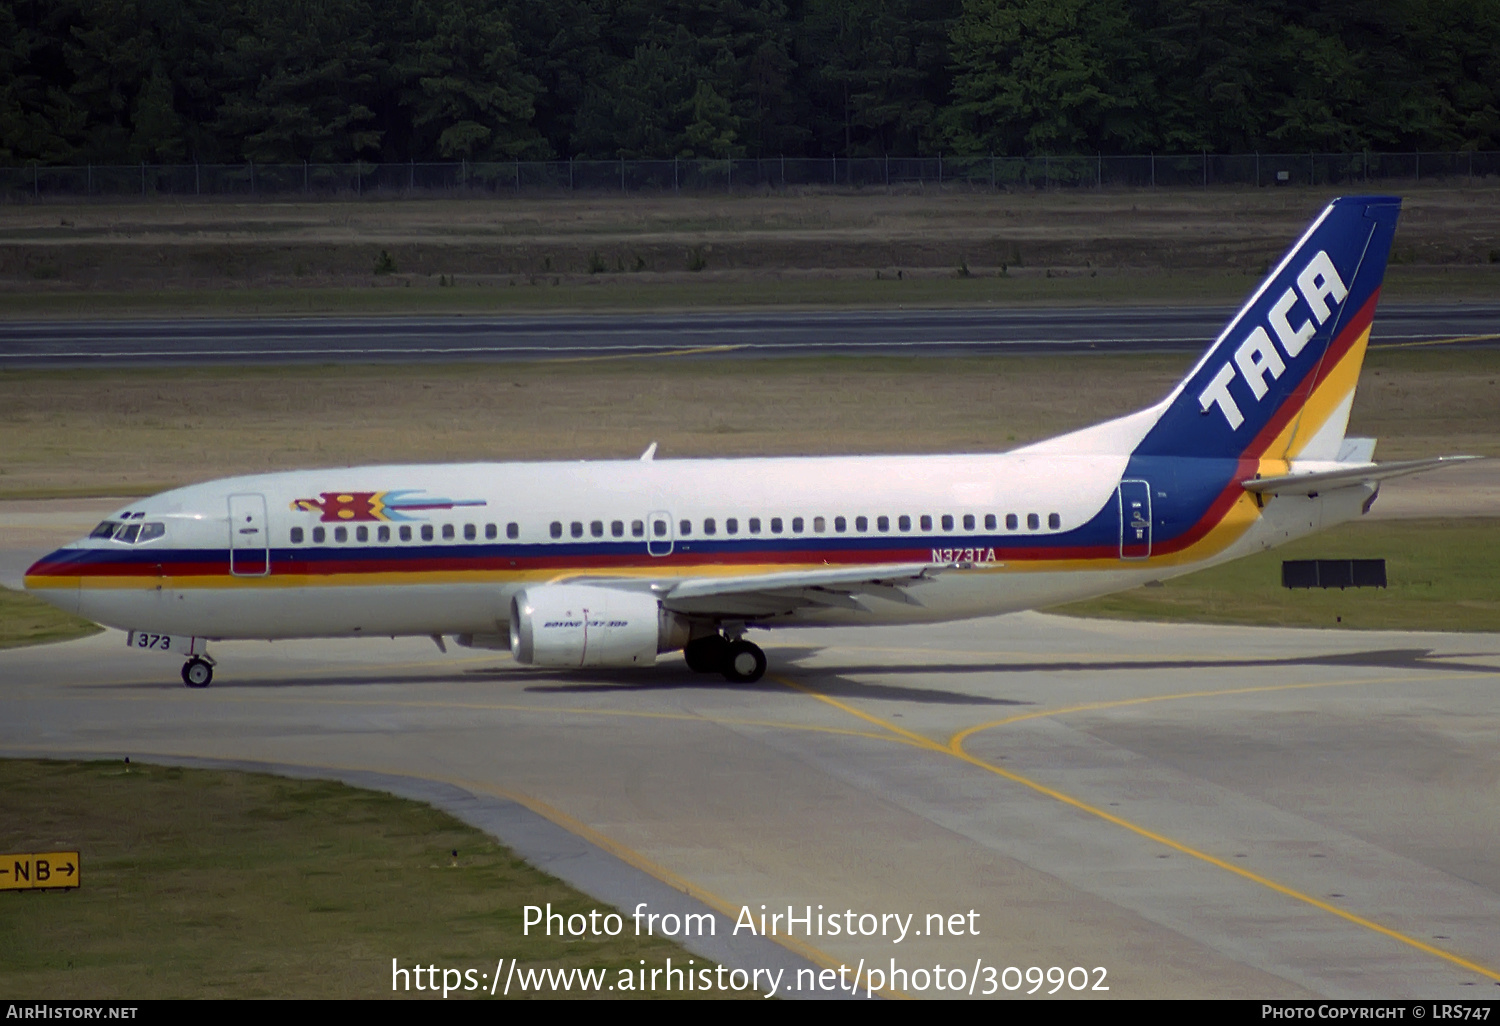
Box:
0, 188, 1495, 292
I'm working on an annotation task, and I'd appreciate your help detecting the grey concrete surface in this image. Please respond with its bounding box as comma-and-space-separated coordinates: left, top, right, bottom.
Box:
0, 303, 1496, 367
2, 612, 1497, 998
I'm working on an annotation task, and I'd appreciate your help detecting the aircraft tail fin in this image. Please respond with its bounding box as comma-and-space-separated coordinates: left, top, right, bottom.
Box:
1132, 195, 1401, 463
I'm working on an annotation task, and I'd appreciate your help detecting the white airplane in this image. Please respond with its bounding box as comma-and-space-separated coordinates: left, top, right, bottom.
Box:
24, 195, 1474, 688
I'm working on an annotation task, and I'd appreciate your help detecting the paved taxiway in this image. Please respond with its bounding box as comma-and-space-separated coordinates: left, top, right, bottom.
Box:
2, 617, 1497, 998
1, 303, 1497, 366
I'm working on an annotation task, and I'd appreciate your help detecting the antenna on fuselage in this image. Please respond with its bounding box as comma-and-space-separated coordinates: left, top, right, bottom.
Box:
640, 442, 658, 461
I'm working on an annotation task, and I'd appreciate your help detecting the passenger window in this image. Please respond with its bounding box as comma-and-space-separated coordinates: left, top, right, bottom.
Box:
920, 515, 932, 531
485, 523, 497, 539
877, 515, 889, 532
138, 522, 165, 542
335, 526, 348, 543
791, 517, 803, 533
726, 518, 738, 535
653, 519, 668, 537
1005, 514, 1018, 530
464, 523, 476, 541
571, 522, 584, 538
985, 514, 996, 530
591, 520, 604, 538
813, 517, 826, 533
356, 525, 368, 542
611, 520, 624, 537
679, 520, 692, 535
443, 524, 455, 540
1049, 513, 1061, 530
400, 525, 412, 541
898, 515, 911, 532
378, 525, 390, 542
771, 517, 783, 533
290, 527, 304, 544
550, 521, 562, 539
749, 518, 761, 534
834, 516, 846, 533
855, 516, 868, 532
313, 527, 327, 543
963, 514, 975, 530
632, 520, 645, 537
703, 518, 716, 535
421, 525, 434, 541
941, 514, 954, 531
508, 523, 519, 539
1027, 513, 1040, 530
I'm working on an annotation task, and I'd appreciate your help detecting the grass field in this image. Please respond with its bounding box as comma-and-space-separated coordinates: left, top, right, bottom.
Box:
0, 759, 734, 999
1, 348, 1496, 498
1054, 518, 1500, 632
1, 186, 1496, 311
0, 585, 100, 648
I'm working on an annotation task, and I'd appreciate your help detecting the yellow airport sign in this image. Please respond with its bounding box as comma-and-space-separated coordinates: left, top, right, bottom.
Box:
1, 851, 80, 891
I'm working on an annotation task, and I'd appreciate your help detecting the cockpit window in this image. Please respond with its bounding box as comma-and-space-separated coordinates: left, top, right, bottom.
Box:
109, 521, 165, 544
90, 521, 116, 539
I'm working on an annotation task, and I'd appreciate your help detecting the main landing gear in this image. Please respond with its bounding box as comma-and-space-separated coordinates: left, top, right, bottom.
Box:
683, 634, 766, 684
181, 656, 215, 688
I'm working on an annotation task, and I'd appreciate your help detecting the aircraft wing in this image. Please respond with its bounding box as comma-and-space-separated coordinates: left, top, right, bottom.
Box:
562, 562, 956, 618
1241, 455, 1483, 496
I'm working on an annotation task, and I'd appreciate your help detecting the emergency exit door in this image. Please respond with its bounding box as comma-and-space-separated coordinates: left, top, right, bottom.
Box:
1117, 480, 1152, 560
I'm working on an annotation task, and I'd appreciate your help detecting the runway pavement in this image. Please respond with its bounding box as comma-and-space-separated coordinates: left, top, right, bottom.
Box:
2, 613, 1498, 999
1, 303, 1497, 366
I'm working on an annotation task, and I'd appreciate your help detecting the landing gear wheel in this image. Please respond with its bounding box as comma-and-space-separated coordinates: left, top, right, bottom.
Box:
181, 657, 213, 688
721, 640, 766, 684
684, 635, 730, 673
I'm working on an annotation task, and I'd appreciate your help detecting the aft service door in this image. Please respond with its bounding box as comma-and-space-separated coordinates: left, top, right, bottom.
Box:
228, 493, 270, 576
1117, 480, 1152, 560
647, 510, 674, 557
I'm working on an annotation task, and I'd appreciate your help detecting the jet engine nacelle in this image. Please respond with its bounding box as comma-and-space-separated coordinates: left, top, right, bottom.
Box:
509, 584, 690, 668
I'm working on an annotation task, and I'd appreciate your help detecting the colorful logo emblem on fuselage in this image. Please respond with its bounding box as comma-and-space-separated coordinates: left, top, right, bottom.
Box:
290, 490, 486, 523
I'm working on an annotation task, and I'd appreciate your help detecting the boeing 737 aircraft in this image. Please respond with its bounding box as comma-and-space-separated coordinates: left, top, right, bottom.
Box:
24, 195, 1474, 687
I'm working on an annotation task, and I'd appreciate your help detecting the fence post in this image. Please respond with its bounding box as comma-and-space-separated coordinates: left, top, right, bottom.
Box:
938, 152, 942, 185
1255, 151, 1259, 187
620, 158, 625, 192
1202, 150, 1207, 188
1309, 152, 1314, 185
569, 157, 573, 191
515, 160, 520, 193
250, 160, 255, 196
727, 157, 732, 194
1415, 149, 1420, 182
1150, 153, 1155, 188
32, 162, 37, 198
780, 154, 785, 188
194, 162, 199, 196
885, 153, 889, 187
990, 154, 995, 190
141, 161, 146, 196
87, 164, 92, 195
304, 160, 309, 194
1097, 152, 1102, 189
1043, 154, 1049, 190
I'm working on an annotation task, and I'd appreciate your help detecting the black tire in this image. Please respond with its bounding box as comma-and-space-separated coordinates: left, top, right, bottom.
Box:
721, 640, 766, 683
181, 658, 213, 688
683, 635, 729, 673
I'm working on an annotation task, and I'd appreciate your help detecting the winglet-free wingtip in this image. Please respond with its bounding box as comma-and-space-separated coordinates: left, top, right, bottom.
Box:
640, 442, 658, 462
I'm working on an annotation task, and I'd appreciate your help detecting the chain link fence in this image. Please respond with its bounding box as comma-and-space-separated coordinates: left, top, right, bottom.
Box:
2, 152, 1497, 200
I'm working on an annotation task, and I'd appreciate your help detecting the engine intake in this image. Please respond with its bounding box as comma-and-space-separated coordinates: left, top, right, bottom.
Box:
510, 584, 689, 668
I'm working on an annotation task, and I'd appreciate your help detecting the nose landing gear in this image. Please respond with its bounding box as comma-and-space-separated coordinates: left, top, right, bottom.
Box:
181, 656, 215, 688
682, 633, 766, 683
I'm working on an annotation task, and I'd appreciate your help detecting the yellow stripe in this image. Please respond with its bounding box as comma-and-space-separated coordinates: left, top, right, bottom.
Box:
1273, 324, 1371, 461
775, 672, 1500, 985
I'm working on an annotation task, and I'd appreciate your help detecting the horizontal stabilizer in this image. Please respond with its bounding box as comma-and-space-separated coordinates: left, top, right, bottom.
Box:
1241, 455, 1482, 496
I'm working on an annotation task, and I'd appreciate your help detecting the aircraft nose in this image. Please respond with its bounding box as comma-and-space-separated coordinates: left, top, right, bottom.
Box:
23, 548, 84, 616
